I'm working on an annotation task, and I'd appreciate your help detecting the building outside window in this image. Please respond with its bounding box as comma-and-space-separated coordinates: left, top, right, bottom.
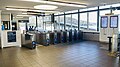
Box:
65, 14, 72, 30
80, 13, 87, 28
72, 14, 78, 30
59, 15, 64, 30
88, 11, 97, 30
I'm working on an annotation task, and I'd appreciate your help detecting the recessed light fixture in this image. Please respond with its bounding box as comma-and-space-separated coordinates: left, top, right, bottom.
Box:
16, 17, 24, 18
6, 7, 59, 13
34, 5, 58, 10
6, 7, 28, 11
22, 12, 27, 14
21, 0, 87, 7
17, 15, 32, 17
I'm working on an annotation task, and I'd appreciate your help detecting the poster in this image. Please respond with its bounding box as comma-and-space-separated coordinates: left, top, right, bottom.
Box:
101, 16, 108, 28
110, 16, 118, 28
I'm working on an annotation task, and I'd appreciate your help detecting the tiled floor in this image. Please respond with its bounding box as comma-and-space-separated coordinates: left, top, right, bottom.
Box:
0, 41, 120, 67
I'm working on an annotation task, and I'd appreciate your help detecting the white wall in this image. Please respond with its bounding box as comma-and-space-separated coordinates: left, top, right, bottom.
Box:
1, 14, 10, 21
99, 15, 119, 43
0, 10, 1, 31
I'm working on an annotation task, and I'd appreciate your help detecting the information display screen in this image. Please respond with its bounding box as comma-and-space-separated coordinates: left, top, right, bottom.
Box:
7, 32, 16, 42
101, 16, 108, 28
110, 16, 118, 28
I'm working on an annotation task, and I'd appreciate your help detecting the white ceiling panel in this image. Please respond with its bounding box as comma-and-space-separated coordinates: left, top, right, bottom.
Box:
0, 0, 120, 15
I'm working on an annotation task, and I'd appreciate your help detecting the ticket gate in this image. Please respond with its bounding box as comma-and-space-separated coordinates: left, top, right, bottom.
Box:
49, 32, 58, 44
49, 32, 55, 44
21, 34, 36, 49
78, 30, 83, 40
74, 29, 77, 41
62, 31, 67, 43
57, 32, 61, 43
36, 33, 49, 46
69, 30, 72, 42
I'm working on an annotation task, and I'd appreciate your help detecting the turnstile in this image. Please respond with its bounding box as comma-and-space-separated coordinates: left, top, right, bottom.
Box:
21, 34, 36, 49
62, 30, 67, 43
74, 29, 77, 41
49, 32, 58, 44
69, 30, 72, 42
36, 33, 49, 46
78, 30, 83, 40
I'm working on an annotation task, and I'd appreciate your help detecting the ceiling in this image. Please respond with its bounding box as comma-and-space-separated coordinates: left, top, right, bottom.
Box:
0, 0, 120, 16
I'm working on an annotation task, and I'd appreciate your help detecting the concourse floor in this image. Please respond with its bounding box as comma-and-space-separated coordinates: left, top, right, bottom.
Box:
0, 41, 120, 67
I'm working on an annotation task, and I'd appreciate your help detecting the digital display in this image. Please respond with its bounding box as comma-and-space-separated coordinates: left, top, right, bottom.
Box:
110, 16, 118, 28
7, 32, 16, 42
101, 16, 108, 28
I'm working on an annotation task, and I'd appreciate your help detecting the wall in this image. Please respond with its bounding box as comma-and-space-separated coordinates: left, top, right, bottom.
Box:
83, 32, 99, 41
99, 15, 119, 43
1, 14, 10, 21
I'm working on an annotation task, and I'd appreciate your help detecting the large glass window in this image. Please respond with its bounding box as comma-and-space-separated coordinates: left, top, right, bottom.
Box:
54, 16, 60, 30
37, 16, 44, 30
65, 14, 72, 30
59, 15, 64, 30
43, 15, 51, 22
19, 23, 26, 30
29, 16, 36, 27
80, 13, 87, 28
100, 10, 111, 16
72, 14, 78, 30
99, 5, 111, 9
88, 11, 97, 30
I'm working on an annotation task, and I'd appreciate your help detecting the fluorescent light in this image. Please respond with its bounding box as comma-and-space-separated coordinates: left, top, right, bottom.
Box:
21, 0, 87, 7
6, 8, 28, 11
6, 7, 59, 13
17, 15, 31, 17
16, 17, 24, 18
34, 5, 58, 10
22, 12, 27, 14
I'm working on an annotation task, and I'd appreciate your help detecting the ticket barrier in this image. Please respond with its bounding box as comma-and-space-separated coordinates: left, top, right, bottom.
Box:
49, 32, 58, 44
21, 34, 36, 49
78, 30, 83, 40
36, 33, 49, 46
74, 29, 77, 41
49, 32, 55, 44
62, 31, 67, 43
69, 30, 72, 42
57, 32, 62, 43
67, 30, 69, 42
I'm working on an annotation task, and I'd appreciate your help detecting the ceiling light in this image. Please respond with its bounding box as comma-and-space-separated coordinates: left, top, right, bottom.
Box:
6, 8, 28, 11
22, 12, 28, 14
17, 15, 32, 17
21, 0, 87, 7
16, 17, 24, 18
34, 5, 58, 10
6, 7, 59, 13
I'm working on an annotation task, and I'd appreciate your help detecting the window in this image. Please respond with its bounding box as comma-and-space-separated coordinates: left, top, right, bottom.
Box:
59, 15, 64, 30
29, 16, 36, 27
54, 16, 60, 30
65, 14, 72, 30
65, 10, 78, 14
88, 11, 97, 30
87, 7, 98, 11
80, 13, 87, 28
112, 3, 120, 7
72, 14, 78, 30
100, 10, 111, 16
19, 23, 26, 30
99, 5, 111, 9
37, 16, 44, 30
43, 15, 51, 22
